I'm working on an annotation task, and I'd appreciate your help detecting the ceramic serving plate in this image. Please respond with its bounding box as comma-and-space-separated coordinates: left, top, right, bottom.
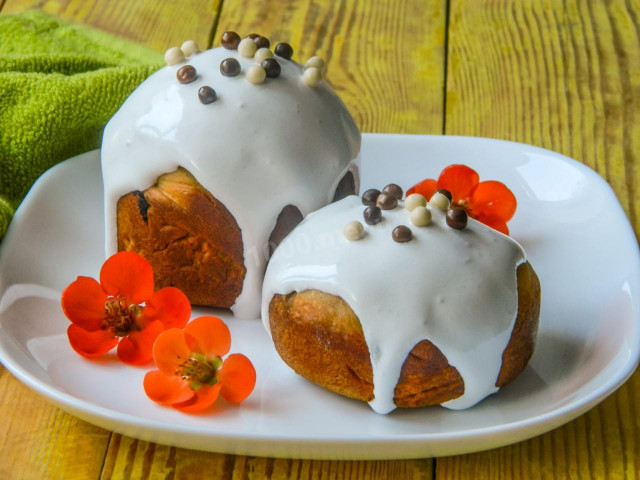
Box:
0, 134, 638, 460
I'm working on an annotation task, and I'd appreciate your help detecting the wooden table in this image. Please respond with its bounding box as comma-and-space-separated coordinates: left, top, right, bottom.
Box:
1, 0, 638, 478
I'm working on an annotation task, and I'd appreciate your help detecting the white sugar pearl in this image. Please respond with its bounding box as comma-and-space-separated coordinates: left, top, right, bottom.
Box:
404, 193, 427, 211
181, 40, 200, 57
246, 65, 266, 84
410, 206, 432, 227
344, 221, 365, 241
238, 37, 258, 58
429, 192, 450, 211
254, 48, 274, 63
304, 56, 325, 70
164, 47, 185, 66
303, 67, 322, 87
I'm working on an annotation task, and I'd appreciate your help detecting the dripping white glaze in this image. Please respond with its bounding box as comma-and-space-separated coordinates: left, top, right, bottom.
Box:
101, 47, 361, 318
262, 196, 526, 414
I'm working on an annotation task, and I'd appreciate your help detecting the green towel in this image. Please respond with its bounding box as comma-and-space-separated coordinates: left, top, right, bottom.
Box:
0, 10, 163, 239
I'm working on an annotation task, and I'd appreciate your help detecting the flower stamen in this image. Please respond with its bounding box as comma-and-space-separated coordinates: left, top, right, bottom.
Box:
177, 354, 223, 389
103, 298, 141, 336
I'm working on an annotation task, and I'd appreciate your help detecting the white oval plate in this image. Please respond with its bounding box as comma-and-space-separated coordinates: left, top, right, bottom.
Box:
0, 134, 638, 460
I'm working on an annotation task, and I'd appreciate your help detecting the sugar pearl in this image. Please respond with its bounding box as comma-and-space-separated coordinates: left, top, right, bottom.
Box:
305, 56, 325, 70
405, 193, 427, 211
376, 192, 398, 210
198, 86, 217, 104
181, 40, 199, 57
254, 47, 274, 63
220, 58, 241, 77
363, 206, 382, 225
362, 189, 381, 206
164, 47, 185, 66
446, 208, 468, 230
274, 42, 293, 59
392, 225, 413, 243
176, 65, 197, 84
238, 37, 258, 58
262, 58, 281, 78
436, 188, 453, 202
410, 206, 431, 227
344, 221, 365, 241
382, 183, 403, 200
253, 36, 270, 49
221, 31, 241, 49
246, 65, 266, 84
429, 192, 450, 211
303, 67, 322, 87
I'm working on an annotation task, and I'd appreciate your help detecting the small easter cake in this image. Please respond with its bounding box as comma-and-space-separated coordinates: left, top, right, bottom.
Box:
261, 186, 540, 414
101, 33, 361, 319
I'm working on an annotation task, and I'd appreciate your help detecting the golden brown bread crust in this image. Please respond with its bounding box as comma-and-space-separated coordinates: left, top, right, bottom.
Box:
268, 261, 541, 408
117, 167, 245, 308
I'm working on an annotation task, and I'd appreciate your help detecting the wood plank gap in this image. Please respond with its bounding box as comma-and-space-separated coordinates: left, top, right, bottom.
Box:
442, 0, 452, 134
207, 0, 225, 49
97, 431, 114, 480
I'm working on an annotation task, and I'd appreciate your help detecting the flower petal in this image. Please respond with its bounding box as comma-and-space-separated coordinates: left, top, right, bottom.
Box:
143, 287, 191, 330
67, 324, 117, 358
61, 276, 107, 331
117, 320, 164, 365
406, 178, 437, 201
469, 180, 517, 224
218, 353, 256, 403
173, 383, 222, 413
437, 164, 480, 205
143, 370, 194, 405
152, 328, 192, 375
99, 251, 154, 304
184, 316, 231, 358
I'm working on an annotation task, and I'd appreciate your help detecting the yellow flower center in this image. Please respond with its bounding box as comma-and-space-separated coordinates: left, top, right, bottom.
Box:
177, 353, 223, 390
103, 298, 141, 336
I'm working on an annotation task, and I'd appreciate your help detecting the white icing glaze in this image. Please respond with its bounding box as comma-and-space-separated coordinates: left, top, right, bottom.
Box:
101, 46, 361, 318
262, 196, 526, 414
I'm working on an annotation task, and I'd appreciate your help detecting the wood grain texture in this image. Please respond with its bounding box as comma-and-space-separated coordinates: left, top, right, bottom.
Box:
212, 0, 447, 134
99, 435, 433, 480
1, 0, 222, 52
439, 0, 640, 478
0, 365, 112, 480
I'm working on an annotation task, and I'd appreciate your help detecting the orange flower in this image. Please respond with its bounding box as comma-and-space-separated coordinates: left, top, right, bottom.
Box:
407, 164, 517, 235
61, 252, 191, 364
143, 316, 256, 412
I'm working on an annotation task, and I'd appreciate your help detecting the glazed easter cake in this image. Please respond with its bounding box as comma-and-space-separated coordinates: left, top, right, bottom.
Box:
262, 187, 541, 414
101, 33, 360, 319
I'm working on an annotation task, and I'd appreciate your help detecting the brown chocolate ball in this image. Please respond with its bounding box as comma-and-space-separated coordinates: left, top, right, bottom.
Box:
446, 208, 468, 230
246, 33, 260, 39
363, 206, 382, 225
221, 31, 241, 49
362, 189, 381, 206
382, 183, 403, 200
198, 86, 217, 104
376, 192, 398, 210
274, 42, 293, 60
436, 188, 453, 202
262, 58, 281, 78
176, 65, 197, 84
392, 225, 413, 243
220, 58, 241, 77
254, 36, 270, 49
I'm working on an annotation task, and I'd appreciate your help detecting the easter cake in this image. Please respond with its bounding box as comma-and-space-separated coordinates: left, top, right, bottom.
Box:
101, 33, 360, 319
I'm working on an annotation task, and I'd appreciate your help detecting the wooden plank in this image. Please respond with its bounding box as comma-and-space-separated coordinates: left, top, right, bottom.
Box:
98, 0, 446, 476
439, 0, 640, 478
1, 0, 222, 52
211, 0, 447, 134
100, 435, 433, 480
0, 365, 112, 479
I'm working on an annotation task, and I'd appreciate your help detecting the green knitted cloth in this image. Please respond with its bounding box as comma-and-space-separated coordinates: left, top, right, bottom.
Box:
0, 10, 163, 239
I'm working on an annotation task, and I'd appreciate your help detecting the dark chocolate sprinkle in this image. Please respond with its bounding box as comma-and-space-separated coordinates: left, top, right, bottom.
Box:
254, 36, 270, 49
262, 58, 281, 78
382, 183, 403, 200
221, 31, 241, 49
363, 206, 382, 225
176, 65, 197, 84
446, 208, 468, 230
362, 188, 381, 206
376, 192, 398, 210
220, 58, 241, 77
436, 188, 453, 202
198, 86, 217, 104
392, 225, 413, 243
274, 42, 293, 60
